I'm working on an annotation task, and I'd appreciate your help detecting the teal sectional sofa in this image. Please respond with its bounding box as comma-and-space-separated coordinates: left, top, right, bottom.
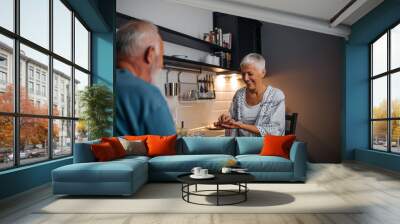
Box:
52, 137, 307, 196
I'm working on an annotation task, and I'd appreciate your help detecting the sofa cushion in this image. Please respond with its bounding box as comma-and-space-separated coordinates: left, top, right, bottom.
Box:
124, 135, 149, 141
53, 158, 147, 183
235, 137, 263, 155
91, 142, 118, 161
260, 135, 296, 159
147, 135, 177, 157
236, 155, 293, 172
180, 137, 235, 155
118, 138, 147, 156
101, 137, 127, 158
149, 154, 235, 172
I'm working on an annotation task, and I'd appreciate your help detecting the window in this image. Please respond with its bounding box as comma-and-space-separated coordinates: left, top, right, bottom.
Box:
370, 23, 400, 154
35, 70, 40, 81
41, 73, 46, 83
0, 55, 7, 67
42, 85, 46, 97
28, 67, 34, 80
28, 81, 34, 94
35, 83, 40, 95
0, 71, 6, 85
0, 0, 91, 170
0, 54, 8, 87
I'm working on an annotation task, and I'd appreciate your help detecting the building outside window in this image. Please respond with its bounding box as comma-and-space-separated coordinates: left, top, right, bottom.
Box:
0, 0, 91, 170
370, 22, 400, 154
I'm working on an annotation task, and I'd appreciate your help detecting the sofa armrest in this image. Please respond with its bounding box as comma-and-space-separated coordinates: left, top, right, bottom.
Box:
73, 140, 100, 163
289, 141, 307, 181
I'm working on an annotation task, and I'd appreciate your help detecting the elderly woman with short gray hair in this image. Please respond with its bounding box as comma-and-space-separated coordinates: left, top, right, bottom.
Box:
214, 53, 285, 137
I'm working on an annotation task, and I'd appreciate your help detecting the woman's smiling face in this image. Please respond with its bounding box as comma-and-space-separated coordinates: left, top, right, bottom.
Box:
241, 63, 265, 91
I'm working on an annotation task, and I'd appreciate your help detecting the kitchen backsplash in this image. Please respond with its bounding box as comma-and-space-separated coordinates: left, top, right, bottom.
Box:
153, 69, 244, 129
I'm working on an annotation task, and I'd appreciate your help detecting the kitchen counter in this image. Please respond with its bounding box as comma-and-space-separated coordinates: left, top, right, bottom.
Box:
184, 126, 226, 137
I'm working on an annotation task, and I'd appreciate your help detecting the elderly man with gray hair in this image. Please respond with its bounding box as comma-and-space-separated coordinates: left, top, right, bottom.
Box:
214, 53, 285, 136
115, 20, 175, 136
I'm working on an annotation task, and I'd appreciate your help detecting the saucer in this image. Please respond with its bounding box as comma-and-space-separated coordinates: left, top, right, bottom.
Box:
190, 174, 215, 179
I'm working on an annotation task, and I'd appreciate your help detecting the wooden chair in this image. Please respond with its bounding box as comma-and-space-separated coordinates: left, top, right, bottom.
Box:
285, 113, 298, 135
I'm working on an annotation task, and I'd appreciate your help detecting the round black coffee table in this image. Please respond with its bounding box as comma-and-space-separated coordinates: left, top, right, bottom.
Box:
177, 173, 255, 206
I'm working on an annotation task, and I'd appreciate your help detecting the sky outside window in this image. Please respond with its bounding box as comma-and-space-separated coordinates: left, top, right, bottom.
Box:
74, 18, 89, 70
20, 0, 49, 49
372, 33, 387, 76
0, 0, 14, 31
53, 0, 72, 60
391, 24, 400, 70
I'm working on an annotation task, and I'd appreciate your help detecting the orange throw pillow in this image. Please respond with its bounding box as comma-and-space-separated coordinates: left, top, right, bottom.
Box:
260, 135, 296, 159
91, 142, 117, 162
124, 135, 149, 141
101, 137, 126, 158
146, 135, 177, 157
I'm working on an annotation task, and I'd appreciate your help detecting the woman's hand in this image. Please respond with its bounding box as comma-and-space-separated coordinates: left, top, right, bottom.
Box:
219, 119, 260, 135
218, 113, 231, 124
214, 113, 232, 128
221, 119, 242, 129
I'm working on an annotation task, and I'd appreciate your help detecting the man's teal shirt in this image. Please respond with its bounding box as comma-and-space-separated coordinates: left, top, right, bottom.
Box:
115, 69, 176, 136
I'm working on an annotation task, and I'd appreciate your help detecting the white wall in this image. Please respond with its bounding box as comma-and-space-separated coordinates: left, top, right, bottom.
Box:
117, 0, 242, 129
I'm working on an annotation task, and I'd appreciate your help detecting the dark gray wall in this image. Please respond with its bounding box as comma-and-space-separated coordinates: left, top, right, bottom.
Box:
261, 22, 344, 163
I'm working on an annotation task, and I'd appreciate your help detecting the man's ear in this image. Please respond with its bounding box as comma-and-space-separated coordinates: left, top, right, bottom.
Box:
144, 46, 156, 64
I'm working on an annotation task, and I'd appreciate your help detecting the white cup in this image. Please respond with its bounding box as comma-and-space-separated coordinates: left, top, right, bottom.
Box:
191, 167, 202, 176
221, 167, 232, 174
200, 169, 208, 176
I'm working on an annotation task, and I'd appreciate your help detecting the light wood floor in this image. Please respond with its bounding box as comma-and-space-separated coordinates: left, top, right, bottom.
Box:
1, 162, 400, 224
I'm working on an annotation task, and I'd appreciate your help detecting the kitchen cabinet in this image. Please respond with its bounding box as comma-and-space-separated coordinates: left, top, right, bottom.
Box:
213, 12, 262, 70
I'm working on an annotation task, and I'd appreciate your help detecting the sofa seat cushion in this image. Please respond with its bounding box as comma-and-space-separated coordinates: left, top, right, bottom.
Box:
149, 154, 235, 172
53, 159, 147, 183
236, 155, 293, 172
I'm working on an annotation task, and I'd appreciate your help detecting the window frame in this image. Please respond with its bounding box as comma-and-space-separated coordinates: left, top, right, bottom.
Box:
369, 20, 400, 154
0, 0, 92, 171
